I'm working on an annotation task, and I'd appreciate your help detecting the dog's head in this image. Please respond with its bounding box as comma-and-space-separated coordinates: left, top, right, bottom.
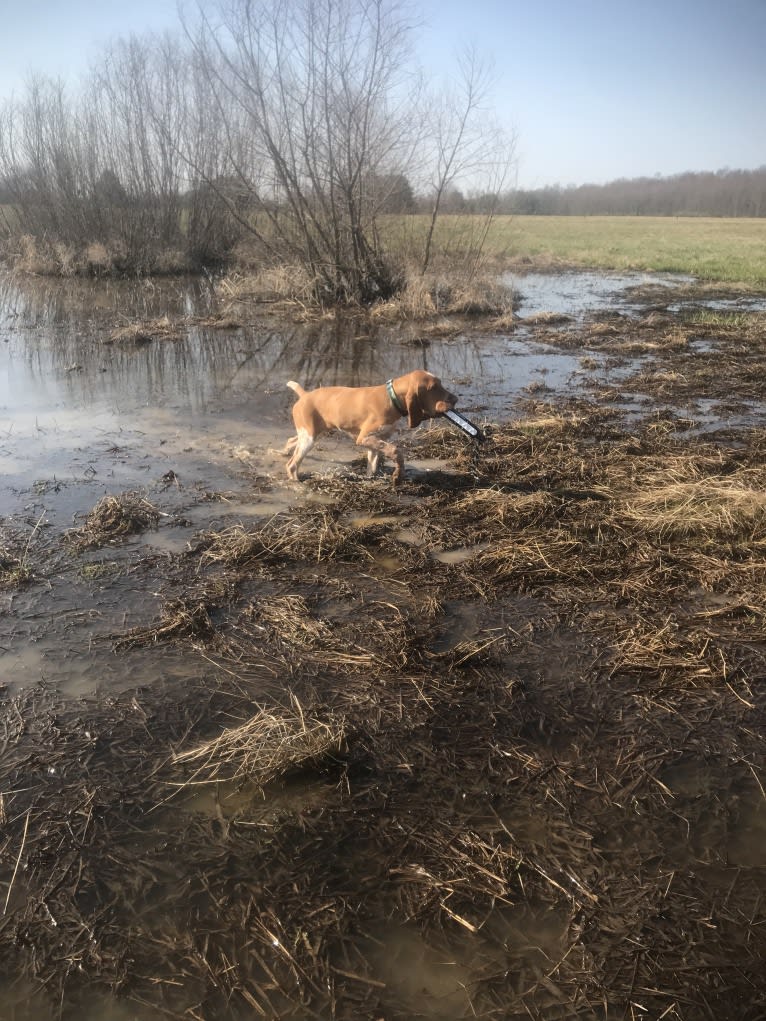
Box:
400, 370, 457, 429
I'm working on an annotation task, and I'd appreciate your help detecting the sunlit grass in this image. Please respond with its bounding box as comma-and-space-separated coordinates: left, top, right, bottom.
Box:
683, 309, 757, 329
382, 214, 766, 287
5, 203, 766, 289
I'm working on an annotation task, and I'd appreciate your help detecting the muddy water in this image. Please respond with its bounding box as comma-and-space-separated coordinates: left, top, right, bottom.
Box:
1, 267, 761, 696
506, 267, 766, 318
506, 268, 687, 318
0, 271, 607, 696
2, 270, 765, 1021
0, 272, 590, 503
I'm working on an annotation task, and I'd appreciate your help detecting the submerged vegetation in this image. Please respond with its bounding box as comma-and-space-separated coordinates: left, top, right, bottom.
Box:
2, 291, 766, 1017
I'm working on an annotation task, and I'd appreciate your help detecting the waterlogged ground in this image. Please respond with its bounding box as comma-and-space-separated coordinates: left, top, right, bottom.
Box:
1, 269, 766, 1021
0, 270, 644, 695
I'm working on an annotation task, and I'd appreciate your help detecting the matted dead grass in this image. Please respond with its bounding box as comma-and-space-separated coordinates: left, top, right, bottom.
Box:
107, 316, 185, 343
67, 492, 161, 549
0, 547, 31, 587
198, 509, 378, 567
4, 387, 766, 1019
172, 695, 347, 786
617, 473, 766, 540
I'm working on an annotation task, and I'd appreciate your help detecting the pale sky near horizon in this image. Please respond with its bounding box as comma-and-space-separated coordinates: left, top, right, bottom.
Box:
0, 0, 763, 189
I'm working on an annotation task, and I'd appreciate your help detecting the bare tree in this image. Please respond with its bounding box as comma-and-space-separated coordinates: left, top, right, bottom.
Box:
418, 47, 515, 277
178, 0, 426, 302
0, 0, 518, 291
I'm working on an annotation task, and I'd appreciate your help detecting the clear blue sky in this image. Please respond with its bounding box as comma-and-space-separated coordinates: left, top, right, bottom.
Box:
1, 0, 764, 189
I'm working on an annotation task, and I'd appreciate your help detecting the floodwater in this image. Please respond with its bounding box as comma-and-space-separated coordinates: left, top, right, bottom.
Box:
506, 268, 687, 318
0, 267, 759, 696
506, 267, 766, 317
3, 266, 765, 697
2, 268, 765, 1021
0, 272, 587, 506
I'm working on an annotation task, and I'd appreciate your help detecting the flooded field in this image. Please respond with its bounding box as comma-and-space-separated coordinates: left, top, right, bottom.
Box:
1, 269, 766, 1020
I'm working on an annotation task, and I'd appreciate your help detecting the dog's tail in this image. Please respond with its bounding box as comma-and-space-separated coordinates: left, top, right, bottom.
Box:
286, 380, 307, 398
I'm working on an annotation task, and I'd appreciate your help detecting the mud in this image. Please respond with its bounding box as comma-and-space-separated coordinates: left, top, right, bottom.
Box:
1, 269, 766, 1020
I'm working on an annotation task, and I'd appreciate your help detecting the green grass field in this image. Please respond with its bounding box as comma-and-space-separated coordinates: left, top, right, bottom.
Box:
475, 215, 766, 286
385, 214, 766, 287
4, 206, 766, 288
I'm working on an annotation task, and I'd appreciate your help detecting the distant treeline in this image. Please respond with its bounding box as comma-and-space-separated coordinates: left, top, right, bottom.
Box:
495, 168, 766, 218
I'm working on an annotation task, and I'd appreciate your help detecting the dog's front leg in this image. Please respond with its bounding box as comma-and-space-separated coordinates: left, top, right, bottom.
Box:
358, 433, 404, 484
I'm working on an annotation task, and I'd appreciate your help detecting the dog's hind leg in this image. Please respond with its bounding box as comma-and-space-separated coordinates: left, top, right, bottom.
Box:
286, 428, 315, 481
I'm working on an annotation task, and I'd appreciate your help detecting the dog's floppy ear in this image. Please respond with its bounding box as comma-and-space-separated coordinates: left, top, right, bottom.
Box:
404, 379, 426, 428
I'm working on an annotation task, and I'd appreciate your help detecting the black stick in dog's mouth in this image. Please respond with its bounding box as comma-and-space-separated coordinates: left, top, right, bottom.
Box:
442, 409, 485, 441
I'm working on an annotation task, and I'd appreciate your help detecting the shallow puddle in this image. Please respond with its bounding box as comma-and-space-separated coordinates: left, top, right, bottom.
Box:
505, 268, 692, 319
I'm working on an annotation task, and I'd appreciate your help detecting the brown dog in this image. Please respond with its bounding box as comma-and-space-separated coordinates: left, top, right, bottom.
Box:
283, 369, 457, 483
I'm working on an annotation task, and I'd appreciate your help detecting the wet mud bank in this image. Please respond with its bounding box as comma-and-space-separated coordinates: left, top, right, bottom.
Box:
1, 271, 766, 1019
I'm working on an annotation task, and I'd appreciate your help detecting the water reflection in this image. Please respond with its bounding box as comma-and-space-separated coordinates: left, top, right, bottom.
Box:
505, 269, 691, 319
0, 270, 588, 439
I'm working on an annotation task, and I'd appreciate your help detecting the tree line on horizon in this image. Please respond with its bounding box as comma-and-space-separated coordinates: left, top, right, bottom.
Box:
483, 167, 766, 218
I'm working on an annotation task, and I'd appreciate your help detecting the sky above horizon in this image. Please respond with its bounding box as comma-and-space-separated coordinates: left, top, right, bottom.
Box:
0, 0, 763, 190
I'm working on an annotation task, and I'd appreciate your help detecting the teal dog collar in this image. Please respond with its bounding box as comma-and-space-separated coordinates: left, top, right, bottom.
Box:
386, 378, 407, 416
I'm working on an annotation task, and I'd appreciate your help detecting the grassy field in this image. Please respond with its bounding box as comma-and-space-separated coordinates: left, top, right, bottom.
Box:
497, 215, 766, 284
4, 206, 766, 289
388, 214, 766, 287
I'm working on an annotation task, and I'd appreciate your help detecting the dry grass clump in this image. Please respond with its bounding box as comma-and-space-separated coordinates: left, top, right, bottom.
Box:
84, 241, 113, 274
475, 533, 585, 585
216, 263, 318, 309
67, 492, 161, 549
192, 312, 243, 330
0, 548, 30, 587
444, 275, 514, 316
452, 489, 559, 532
371, 269, 514, 322
107, 315, 184, 344
514, 413, 585, 434
9, 235, 194, 277
617, 473, 766, 540
608, 617, 720, 684
113, 578, 236, 651
371, 272, 438, 320
255, 594, 336, 649
115, 597, 215, 651
172, 697, 346, 785
15, 234, 60, 275
198, 522, 275, 567
410, 420, 478, 458
200, 511, 366, 568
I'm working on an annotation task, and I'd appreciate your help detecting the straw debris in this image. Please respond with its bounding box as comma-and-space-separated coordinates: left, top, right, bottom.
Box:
68, 492, 161, 549
4, 346, 766, 1019
618, 473, 766, 540
107, 315, 184, 343
172, 697, 347, 785
114, 579, 235, 650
